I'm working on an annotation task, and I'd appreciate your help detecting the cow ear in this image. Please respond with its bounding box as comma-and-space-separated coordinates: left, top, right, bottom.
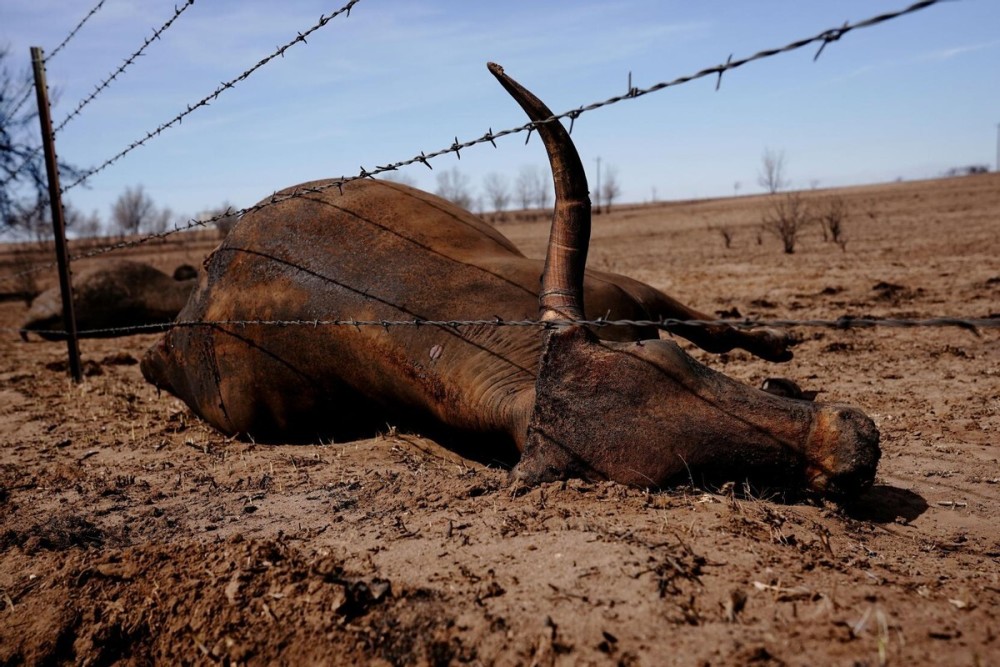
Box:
511, 325, 609, 486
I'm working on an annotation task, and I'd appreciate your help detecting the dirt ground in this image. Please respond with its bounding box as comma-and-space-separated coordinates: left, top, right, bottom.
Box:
0, 173, 998, 666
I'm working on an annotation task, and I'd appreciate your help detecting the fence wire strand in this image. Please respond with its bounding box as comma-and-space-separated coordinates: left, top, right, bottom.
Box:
0, 0, 947, 290
8, 316, 998, 340
53, 0, 197, 136
58, 0, 362, 196
4, 0, 108, 121
46, 0, 107, 63
2, 1, 194, 191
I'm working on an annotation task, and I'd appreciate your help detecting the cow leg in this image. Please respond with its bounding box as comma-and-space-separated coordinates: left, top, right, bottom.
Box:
644, 290, 794, 362
587, 269, 795, 362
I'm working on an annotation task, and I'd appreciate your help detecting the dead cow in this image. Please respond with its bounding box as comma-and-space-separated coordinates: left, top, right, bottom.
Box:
20, 260, 197, 341
142, 64, 879, 497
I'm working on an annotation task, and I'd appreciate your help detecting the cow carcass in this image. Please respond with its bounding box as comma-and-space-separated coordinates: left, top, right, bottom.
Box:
21, 260, 197, 341
141, 63, 879, 497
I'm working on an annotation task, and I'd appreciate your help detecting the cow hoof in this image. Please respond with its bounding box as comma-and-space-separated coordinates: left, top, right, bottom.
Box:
747, 327, 796, 363
761, 378, 819, 401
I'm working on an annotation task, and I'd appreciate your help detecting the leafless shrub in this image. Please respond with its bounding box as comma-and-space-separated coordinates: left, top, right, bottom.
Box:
761, 192, 810, 254
864, 199, 880, 227
710, 224, 735, 249
757, 148, 788, 194
818, 196, 849, 251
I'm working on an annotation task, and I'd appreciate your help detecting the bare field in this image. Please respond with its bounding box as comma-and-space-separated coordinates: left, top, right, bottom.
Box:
1, 173, 998, 666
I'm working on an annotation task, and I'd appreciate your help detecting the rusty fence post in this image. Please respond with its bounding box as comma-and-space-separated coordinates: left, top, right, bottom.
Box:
30, 46, 82, 383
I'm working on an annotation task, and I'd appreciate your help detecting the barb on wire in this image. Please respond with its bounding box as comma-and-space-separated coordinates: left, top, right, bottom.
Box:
59, 0, 363, 195
8, 316, 999, 340
53, 0, 196, 136
46, 0, 107, 63
0, 0, 945, 286
3, 0, 113, 192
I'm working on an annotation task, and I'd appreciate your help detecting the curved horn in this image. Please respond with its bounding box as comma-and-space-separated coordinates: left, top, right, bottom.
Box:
488, 62, 590, 322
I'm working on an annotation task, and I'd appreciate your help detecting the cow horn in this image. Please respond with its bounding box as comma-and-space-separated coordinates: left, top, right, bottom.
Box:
488, 62, 590, 322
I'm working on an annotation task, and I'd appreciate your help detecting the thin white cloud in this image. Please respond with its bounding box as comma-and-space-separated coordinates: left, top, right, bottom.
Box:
833, 38, 1000, 84
920, 39, 1000, 62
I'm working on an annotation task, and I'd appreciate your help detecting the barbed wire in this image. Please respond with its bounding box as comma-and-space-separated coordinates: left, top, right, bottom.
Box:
52, 0, 197, 136
46, 0, 108, 63
1, 0, 111, 205
0, 0, 947, 287
58, 0, 363, 196
2, 0, 193, 194
1, 0, 107, 122
8, 316, 998, 340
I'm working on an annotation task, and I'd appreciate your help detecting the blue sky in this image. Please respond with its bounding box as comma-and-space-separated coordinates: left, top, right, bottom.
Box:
3, 0, 998, 225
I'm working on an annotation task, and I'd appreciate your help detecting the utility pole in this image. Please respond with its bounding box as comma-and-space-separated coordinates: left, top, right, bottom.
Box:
594, 156, 601, 214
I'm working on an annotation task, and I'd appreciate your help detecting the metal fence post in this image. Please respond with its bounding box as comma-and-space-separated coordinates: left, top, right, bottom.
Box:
30, 46, 83, 383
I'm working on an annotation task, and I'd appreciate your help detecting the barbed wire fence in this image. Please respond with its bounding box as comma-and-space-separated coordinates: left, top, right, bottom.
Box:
58, 0, 362, 196
4, 0, 996, 347
52, 0, 196, 137
4, 316, 998, 341
0, 0, 949, 287
3, 0, 107, 124
2, 0, 196, 199
2, 0, 354, 235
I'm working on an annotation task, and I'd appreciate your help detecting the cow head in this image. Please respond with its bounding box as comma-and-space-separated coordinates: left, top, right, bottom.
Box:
488, 63, 880, 497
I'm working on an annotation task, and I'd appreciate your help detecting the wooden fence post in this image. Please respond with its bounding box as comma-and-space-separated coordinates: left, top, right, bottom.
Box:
30, 46, 82, 383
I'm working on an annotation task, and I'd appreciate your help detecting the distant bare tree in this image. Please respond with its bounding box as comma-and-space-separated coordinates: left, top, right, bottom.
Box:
74, 209, 102, 238
6, 201, 96, 243
111, 185, 172, 235
758, 148, 788, 194
600, 166, 622, 213
146, 207, 175, 235
204, 202, 240, 238
515, 165, 550, 216
482, 172, 511, 220
6, 204, 52, 244
515, 166, 534, 211
434, 167, 474, 210
534, 175, 552, 211
0, 48, 85, 235
761, 192, 810, 254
